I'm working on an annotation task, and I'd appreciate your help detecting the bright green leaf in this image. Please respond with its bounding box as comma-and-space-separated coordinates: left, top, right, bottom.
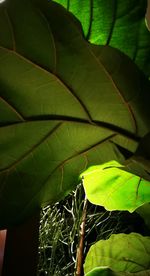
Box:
85, 267, 116, 276
85, 267, 150, 276
0, 0, 150, 227
80, 160, 150, 212
53, 0, 150, 76
84, 233, 150, 274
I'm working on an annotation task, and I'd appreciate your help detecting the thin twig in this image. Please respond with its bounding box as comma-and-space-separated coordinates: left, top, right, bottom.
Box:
75, 177, 88, 276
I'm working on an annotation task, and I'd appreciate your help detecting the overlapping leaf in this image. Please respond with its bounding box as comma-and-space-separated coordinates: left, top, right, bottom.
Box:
53, 0, 150, 76
80, 160, 150, 212
84, 233, 150, 275
0, 0, 150, 227
85, 267, 150, 276
136, 203, 150, 229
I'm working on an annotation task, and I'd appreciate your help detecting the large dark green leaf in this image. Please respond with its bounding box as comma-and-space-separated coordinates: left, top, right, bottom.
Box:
53, 0, 150, 76
136, 203, 150, 229
84, 233, 150, 275
0, 0, 150, 227
123, 156, 150, 180
135, 132, 150, 159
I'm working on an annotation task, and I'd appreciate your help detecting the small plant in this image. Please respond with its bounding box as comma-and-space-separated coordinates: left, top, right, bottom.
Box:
80, 161, 150, 275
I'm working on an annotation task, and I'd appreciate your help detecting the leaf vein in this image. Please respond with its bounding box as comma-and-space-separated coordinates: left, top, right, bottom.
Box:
0, 46, 91, 121
38, 133, 117, 192
5, 8, 16, 51
0, 122, 62, 172
13, 134, 117, 220
0, 95, 25, 121
94, 56, 138, 134
86, 0, 93, 41
106, 0, 117, 45
36, 8, 57, 73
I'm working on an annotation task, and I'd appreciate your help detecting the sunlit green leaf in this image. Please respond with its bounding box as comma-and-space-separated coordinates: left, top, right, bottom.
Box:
0, 0, 150, 227
53, 0, 150, 76
85, 267, 116, 276
85, 267, 150, 276
80, 160, 150, 212
84, 233, 150, 275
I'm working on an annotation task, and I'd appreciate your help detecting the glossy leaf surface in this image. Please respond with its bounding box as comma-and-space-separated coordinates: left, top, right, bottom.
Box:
0, 0, 150, 227
80, 160, 150, 212
53, 0, 150, 76
84, 233, 150, 275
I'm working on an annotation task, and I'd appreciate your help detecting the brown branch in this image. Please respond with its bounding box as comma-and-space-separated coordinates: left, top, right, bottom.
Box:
75, 179, 88, 276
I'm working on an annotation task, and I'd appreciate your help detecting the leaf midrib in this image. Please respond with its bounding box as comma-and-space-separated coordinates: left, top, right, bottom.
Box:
0, 45, 92, 122
1, 1, 138, 133
50, 4, 138, 133
0, 116, 140, 174
0, 122, 62, 173
0, 95, 24, 121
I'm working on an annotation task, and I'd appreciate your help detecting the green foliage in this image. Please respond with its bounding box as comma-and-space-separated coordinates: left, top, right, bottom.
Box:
84, 233, 150, 275
53, 0, 150, 76
1, 0, 150, 227
38, 184, 144, 275
85, 267, 113, 276
122, 156, 150, 181
135, 132, 150, 160
80, 160, 150, 212
136, 203, 150, 230
0, 0, 149, 274
85, 267, 150, 276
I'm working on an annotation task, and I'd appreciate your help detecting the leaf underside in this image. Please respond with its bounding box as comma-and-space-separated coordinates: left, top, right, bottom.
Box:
85, 267, 150, 276
84, 233, 150, 275
53, 0, 150, 77
0, 0, 150, 227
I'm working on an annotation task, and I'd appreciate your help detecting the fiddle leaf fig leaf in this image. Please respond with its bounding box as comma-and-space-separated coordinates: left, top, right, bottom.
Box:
84, 233, 150, 275
135, 132, 150, 160
0, 0, 150, 227
85, 267, 150, 276
136, 203, 150, 230
80, 160, 150, 212
122, 157, 150, 181
53, 0, 150, 76
126, 133, 150, 182
85, 267, 113, 276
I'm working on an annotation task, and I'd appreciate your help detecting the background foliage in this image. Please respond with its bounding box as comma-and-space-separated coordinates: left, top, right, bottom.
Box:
0, 0, 150, 228
0, 0, 150, 275
38, 185, 149, 276
53, 0, 150, 76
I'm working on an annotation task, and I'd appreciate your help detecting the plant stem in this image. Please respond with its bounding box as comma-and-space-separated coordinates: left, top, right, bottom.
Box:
75, 181, 88, 276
